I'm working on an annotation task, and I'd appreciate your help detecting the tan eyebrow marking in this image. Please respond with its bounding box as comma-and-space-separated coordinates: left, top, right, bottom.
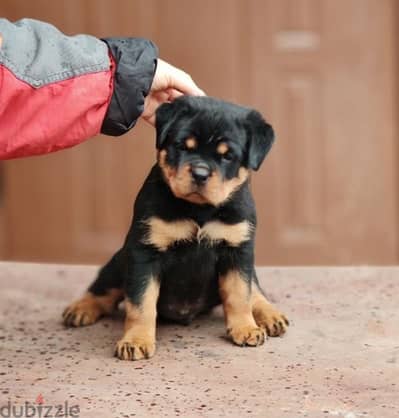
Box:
185, 137, 197, 149
216, 142, 229, 155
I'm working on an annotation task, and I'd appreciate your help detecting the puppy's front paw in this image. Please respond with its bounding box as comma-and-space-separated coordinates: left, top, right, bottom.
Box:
62, 296, 103, 327
228, 325, 265, 347
254, 308, 289, 337
114, 338, 156, 361
251, 291, 289, 337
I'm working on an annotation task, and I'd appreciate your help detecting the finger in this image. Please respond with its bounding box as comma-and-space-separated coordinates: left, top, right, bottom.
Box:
142, 113, 156, 127
166, 88, 184, 101
141, 89, 182, 126
169, 69, 206, 97
142, 85, 199, 127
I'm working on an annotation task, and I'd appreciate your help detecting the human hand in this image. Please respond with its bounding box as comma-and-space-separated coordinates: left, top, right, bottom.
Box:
141, 58, 205, 126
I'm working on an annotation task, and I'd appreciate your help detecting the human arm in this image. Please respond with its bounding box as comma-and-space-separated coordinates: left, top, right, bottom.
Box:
0, 18, 203, 160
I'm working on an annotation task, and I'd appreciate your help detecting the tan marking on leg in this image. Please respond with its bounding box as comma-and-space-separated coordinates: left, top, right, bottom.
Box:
199, 220, 253, 247
115, 279, 160, 361
219, 271, 265, 346
142, 217, 198, 251
62, 288, 123, 327
251, 289, 289, 337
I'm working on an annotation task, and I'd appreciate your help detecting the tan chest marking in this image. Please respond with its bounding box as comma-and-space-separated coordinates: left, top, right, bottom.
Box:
142, 218, 198, 251
197, 220, 253, 247
142, 217, 253, 251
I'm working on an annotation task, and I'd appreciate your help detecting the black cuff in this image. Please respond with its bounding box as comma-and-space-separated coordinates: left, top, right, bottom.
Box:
101, 37, 158, 136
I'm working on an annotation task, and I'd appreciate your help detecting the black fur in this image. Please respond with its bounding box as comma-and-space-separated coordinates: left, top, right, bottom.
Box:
88, 96, 274, 324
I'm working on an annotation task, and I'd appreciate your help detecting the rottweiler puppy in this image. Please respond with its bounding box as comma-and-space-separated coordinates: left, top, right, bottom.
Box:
63, 96, 289, 361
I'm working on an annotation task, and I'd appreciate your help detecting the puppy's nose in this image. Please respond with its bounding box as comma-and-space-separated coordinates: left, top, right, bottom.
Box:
191, 163, 211, 184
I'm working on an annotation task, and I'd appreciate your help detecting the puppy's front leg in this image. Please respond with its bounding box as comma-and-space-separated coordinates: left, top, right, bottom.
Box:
251, 280, 289, 337
115, 253, 160, 361
219, 269, 265, 347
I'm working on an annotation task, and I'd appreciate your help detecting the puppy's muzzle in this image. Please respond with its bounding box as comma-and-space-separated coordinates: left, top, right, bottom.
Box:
190, 163, 211, 185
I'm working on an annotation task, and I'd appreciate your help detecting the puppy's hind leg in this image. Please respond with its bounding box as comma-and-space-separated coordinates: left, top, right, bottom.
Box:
63, 250, 124, 327
251, 274, 289, 337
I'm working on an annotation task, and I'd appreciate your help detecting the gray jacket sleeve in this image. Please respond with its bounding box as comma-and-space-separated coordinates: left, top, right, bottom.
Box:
0, 18, 159, 137
0, 18, 110, 86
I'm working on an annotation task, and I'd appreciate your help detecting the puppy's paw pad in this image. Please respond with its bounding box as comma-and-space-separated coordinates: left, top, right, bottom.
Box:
62, 299, 102, 327
256, 312, 289, 337
114, 339, 155, 361
228, 326, 265, 347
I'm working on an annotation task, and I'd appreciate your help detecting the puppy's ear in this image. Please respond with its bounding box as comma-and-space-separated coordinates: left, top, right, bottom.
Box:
155, 100, 189, 149
155, 102, 176, 149
245, 110, 275, 171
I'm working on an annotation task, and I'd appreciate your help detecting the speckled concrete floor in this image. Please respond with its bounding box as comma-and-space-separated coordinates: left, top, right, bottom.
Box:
0, 263, 398, 418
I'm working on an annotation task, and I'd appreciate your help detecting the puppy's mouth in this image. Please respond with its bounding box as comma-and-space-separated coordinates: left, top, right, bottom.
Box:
183, 190, 209, 205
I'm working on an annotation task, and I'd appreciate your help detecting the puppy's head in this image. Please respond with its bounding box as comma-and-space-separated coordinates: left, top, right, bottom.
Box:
155, 96, 274, 206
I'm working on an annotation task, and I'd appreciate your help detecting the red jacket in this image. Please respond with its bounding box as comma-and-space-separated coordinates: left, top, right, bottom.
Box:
0, 18, 158, 159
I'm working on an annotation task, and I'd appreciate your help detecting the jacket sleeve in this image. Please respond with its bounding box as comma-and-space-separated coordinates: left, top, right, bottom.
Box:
0, 18, 158, 160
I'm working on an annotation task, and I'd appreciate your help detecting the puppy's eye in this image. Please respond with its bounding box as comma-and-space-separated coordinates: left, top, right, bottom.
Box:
176, 142, 188, 151
222, 151, 234, 161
